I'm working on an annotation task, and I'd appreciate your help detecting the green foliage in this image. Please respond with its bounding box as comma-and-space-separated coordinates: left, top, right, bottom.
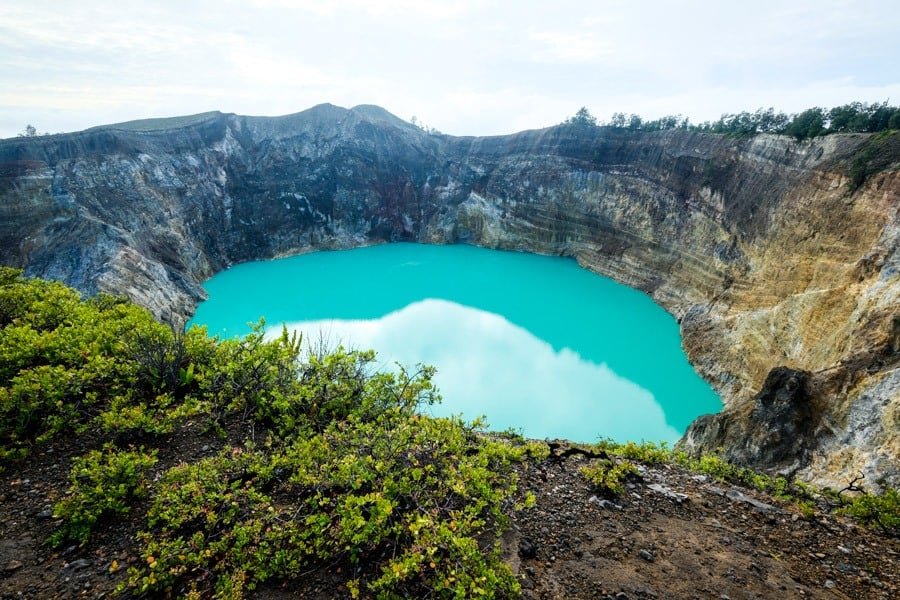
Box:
590, 439, 820, 504
664, 447, 899, 533
846, 130, 898, 191
783, 107, 826, 140
125, 409, 525, 598
673, 451, 793, 497
828, 101, 900, 133
580, 459, 639, 496
594, 439, 671, 464
50, 446, 157, 546
0, 270, 160, 458
890, 111, 900, 130
97, 393, 205, 437
836, 489, 900, 536
590, 101, 900, 140
563, 107, 597, 128
179, 323, 305, 433
797, 500, 816, 520
0, 270, 531, 597
263, 341, 437, 434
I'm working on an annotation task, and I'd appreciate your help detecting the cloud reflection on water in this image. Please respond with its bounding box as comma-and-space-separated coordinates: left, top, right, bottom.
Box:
269, 298, 680, 443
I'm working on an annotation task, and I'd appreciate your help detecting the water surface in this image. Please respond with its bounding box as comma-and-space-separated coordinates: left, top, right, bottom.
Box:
190, 243, 720, 442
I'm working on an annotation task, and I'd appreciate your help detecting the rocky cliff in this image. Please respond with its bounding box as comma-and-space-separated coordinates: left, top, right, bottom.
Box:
1, 104, 897, 489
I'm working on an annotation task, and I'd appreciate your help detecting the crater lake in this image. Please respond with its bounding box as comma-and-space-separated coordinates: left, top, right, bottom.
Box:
189, 243, 721, 443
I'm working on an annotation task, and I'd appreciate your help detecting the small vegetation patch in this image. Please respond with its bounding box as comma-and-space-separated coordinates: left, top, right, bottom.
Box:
837, 489, 900, 535
590, 439, 899, 536
580, 459, 640, 496
847, 130, 899, 190
50, 446, 157, 547
594, 439, 671, 464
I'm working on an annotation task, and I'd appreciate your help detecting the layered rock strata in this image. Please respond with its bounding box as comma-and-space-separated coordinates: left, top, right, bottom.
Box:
0, 104, 897, 488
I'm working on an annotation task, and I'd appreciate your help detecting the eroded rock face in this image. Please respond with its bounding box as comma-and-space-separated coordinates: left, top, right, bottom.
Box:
1, 104, 897, 489
685, 367, 814, 472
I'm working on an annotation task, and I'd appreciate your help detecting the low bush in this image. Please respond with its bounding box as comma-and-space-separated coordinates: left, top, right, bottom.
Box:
837, 488, 900, 536
580, 459, 639, 496
594, 439, 671, 464
50, 446, 157, 546
124, 408, 530, 598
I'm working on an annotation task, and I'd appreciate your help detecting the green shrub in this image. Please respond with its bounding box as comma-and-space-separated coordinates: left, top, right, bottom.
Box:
191, 323, 303, 431
580, 459, 639, 496
97, 392, 205, 437
50, 446, 157, 546
797, 500, 817, 520
125, 407, 526, 598
674, 452, 773, 492
594, 439, 672, 464
590, 440, 813, 502
0, 271, 170, 457
837, 489, 900, 535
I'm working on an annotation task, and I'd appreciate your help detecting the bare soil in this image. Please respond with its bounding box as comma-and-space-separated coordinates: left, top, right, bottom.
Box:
1, 435, 897, 599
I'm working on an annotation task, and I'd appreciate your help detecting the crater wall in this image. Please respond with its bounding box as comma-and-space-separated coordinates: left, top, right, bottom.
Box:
1, 105, 897, 489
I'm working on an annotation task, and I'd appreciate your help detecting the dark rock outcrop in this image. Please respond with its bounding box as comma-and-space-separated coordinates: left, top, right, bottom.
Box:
684, 366, 815, 474
1, 105, 898, 488
752, 367, 813, 459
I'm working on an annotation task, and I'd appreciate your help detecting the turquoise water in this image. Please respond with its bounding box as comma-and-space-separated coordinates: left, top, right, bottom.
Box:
189, 243, 720, 443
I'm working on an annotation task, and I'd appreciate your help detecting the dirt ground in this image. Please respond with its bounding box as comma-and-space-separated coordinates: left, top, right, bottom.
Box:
1, 436, 897, 599
505, 451, 898, 599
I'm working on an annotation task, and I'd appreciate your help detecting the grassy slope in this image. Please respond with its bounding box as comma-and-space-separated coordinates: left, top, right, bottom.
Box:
85, 112, 222, 133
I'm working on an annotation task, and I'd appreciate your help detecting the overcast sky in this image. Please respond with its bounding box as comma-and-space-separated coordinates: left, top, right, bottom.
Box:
1, 0, 898, 138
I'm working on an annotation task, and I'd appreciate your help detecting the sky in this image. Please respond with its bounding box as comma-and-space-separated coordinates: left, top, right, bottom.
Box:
1, 0, 898, 138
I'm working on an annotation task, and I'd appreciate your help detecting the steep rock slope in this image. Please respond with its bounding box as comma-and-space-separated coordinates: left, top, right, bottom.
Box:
0, 105, 897, 489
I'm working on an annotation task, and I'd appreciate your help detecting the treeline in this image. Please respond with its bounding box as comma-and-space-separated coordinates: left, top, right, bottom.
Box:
564, 101, 900, 140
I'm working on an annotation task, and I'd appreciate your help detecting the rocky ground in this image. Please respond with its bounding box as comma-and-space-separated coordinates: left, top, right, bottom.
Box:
1, 438, 897, 600
506, 449, 898, 600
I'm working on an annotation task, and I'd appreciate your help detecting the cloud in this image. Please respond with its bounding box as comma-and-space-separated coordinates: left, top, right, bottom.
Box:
530, 30, 613, 64
246, 0, 486, 19
268, 299, 683, 443
0, 0, 897, 137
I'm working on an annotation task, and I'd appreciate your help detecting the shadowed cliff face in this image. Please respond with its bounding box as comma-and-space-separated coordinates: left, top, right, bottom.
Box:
1, 104, 898, 489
